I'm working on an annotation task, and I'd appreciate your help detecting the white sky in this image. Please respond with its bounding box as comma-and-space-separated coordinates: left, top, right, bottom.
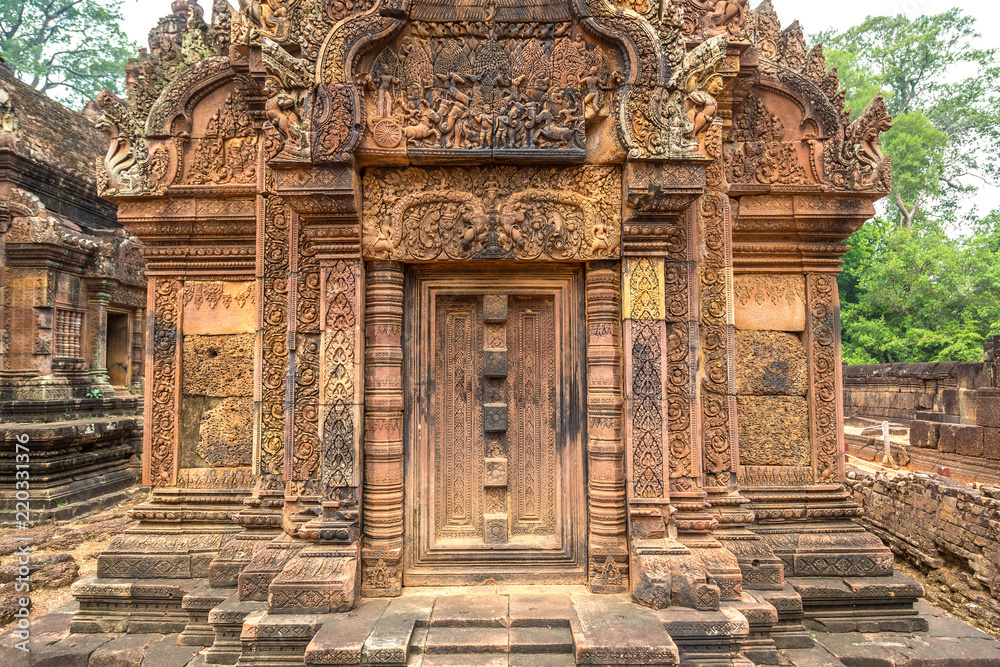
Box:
117, 0, 1000, 215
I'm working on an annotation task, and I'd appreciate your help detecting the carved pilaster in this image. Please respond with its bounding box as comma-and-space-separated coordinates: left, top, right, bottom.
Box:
696, 120, 783, 594
269, 258, 364, 612
361, 261, 404, 597
145, 278, 181, 487
254, 195, 289, 478
282, 210, 322, 534
585, 261, 627, 593
807, 274, 843, 483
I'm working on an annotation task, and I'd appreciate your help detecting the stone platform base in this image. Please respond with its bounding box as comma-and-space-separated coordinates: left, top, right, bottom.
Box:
6, 591, 1000, 667
788, 574, 927, 633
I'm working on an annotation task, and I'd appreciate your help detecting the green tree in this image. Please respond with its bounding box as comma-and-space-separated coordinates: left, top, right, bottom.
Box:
0, 0, 137, 108
838, 213, 1000, 364
816, 10, 1000, 227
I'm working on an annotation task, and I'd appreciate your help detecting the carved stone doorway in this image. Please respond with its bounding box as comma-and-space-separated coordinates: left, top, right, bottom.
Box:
403, 267, 587, 585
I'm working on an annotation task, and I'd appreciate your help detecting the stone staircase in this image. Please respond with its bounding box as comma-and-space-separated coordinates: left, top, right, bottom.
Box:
290, 589, 719, 667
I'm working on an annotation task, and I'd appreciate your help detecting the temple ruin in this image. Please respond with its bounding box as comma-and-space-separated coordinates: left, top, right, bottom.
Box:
0, 62, 145, 523
7, 0, 978, 662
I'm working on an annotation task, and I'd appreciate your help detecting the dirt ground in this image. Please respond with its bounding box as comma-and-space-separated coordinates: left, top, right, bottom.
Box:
0, 489, 144, 633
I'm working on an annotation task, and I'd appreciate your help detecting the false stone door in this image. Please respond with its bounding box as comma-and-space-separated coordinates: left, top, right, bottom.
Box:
404, 268, 586, 585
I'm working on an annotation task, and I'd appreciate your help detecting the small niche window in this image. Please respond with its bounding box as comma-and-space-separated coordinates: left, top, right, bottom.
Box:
54, 310, 83, 358
107, 312, 130, 387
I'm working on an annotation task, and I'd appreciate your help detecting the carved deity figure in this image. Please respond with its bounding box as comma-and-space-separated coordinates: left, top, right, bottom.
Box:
687, 75, 724, 140
266, 92, 309, 158
695, 0, 746, 36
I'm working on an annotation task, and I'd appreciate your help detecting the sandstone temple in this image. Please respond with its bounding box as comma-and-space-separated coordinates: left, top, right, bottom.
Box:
0, 61, 146, 524
10, 0, 992, 664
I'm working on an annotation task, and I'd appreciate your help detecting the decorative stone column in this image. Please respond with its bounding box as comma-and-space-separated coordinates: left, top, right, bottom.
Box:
237, 195, 299, 602
264, 167, 367, 613
698, 123, 784, 594
585, 261, 628, 593
360, 260, 405, 597
86, 282, 115, 395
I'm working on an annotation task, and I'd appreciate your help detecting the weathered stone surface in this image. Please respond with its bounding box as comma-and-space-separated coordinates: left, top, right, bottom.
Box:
304, 598, 389, 665
978, 388, 1000, 428
431, 595, 509, 628
737, 396, 811, 466
850, 468, 1000, 633
570, 594, 678, 665
984, 427, 1000, 460
182, 282, 256, 335
909, 420, 940, 449
938, 423, 982, 456
25, 632, 114, 667
88, 633, 167, 667
735, 331, 807, 396
182, 334, 254, 397
509, 594, 575, 627
195, 396, 253, 467
362, 595, 434, 665
424, 627, 509, 654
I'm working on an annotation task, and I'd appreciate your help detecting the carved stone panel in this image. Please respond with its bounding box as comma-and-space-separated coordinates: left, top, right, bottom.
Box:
362, 166, 621, 262
351, 16, 624, 162
404, 268, 585, 584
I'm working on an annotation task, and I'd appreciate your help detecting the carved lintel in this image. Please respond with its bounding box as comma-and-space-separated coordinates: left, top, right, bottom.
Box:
362, 166, 621, 262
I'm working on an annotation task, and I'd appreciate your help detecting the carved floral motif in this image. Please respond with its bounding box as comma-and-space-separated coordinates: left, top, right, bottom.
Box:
363, 166, 621, 261
148, 279, 181, 486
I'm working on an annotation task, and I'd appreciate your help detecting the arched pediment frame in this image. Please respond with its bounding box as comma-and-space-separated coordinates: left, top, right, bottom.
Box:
727, 56, 892, 194
308, 0, 667, 163
146, 56, 237, 137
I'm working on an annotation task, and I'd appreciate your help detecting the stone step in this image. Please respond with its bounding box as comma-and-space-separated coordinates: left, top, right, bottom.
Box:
570, 594, 679, 666
424, 626, 509, 654
509, 655, 577, 667
430, 594, 510, 627
304, 598, 391, 665
419, 653, 509, 667
363, 595, 436, 666
509, 626, 574, 654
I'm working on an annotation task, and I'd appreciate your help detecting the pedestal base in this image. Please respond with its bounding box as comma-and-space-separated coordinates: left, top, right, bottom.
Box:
268, 543, 361, 613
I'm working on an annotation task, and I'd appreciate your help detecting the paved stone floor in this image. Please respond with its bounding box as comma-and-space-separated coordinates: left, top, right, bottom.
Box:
1, 591, 999, 666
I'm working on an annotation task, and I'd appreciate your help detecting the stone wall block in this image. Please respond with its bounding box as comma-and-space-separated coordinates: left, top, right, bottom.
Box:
983, 427, 1000, 461
976, 389, 1000, 428
908, 420, 940, 450
938, 423, 982, 457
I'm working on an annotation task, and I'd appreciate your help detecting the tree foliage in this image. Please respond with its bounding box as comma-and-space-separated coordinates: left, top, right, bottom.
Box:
817, 10, 1000, 227
0, 0, 137, 108
817, 10, 1000, 364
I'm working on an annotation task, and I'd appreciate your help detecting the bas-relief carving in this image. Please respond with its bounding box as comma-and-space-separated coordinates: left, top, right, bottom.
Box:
74, 0, 911, 625
625, 257, 666, 500
197, 396, 254, 467
354, 17, 623, 159
362, 166, 621, 261
808, 273, 842, 481
257, 199, 290, 477
182, 334, 254, 397
737, 395, 810, 467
